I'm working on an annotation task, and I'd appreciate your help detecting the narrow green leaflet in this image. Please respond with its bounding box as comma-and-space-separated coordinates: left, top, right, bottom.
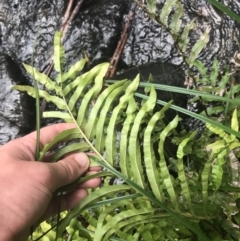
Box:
193, 60, 208, 77
12, 85, 65, 110
211, 147, 226, 191
42, 111, 71, 120
23, 63, 61, 95
53, 31, 64, 73
210, 58, 219, 86
129, 87, 157, 188
201, 151, 212, 210
231, 109, 239, 133
143, 102, 172, 201
159, 0, 177, 26
178, 20, 196, 52
186, 26, 210, 67
206, 123, 235, 143
177, 131, 197, 159
159, 115, 179, 211
50, 142, 91, 162
170, 2, 183, 37
67, 64, 104, 111
58, 171, 113, 195
120, 97, 137, 178
146, 0, 157, 17
62, 73, 85, 96
177, 132, 197, 214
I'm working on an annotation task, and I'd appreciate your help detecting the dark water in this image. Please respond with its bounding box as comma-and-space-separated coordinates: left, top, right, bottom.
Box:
0, 0, 240, 145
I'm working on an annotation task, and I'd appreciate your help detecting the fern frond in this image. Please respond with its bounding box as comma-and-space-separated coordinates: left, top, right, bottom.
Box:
20, 31, 221, 240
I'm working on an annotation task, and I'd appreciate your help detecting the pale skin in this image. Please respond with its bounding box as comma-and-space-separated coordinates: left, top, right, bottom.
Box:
0, 123, 102, 241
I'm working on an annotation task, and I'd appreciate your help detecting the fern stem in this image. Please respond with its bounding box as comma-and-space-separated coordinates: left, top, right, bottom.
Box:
31, 24, 42, 160
34, 80, 40, 160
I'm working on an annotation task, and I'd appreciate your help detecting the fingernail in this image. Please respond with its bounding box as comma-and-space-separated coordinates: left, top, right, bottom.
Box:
74, 153, 89, 168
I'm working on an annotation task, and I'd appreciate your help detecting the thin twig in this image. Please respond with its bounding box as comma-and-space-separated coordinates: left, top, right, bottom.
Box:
60, 0, 75, 32
105, 11, 135, 79
61, 0, 85, 42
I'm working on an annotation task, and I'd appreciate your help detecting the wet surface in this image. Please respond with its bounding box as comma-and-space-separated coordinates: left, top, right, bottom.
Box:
0, 0, 240, 144
127, 0, 240, 68
0, 53, 35, 145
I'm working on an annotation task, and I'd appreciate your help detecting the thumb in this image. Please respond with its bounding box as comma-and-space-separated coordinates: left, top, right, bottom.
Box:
47, 153, 90, 192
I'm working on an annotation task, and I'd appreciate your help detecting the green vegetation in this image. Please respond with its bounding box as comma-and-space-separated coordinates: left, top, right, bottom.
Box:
11, 0, 240, 240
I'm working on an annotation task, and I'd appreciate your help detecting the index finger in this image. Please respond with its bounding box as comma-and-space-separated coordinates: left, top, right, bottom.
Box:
26, 123, 77, 147
10, 123, 77, 159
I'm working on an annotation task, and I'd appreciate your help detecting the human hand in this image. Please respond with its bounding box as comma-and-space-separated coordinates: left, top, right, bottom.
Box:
0, 123, 101, 241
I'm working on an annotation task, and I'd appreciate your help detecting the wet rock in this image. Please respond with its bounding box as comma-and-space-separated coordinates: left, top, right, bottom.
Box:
1, 0, 131, 76
2, 0, 240, 76
128, 0, 240, 69
63, 0, 131, 68
0, 54, 35, 145
1, 0, 240, 72
1, 0, 240, 142
1, 0, 66, 75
